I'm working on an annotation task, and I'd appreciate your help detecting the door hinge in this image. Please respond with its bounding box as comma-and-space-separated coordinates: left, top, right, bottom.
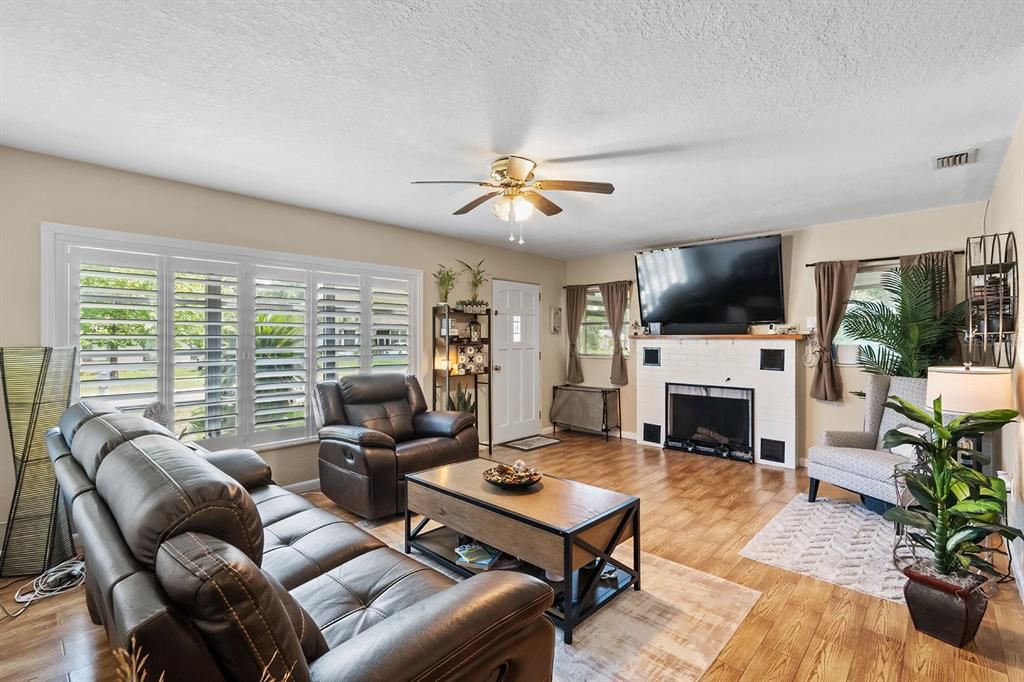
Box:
538, 351, 542, 359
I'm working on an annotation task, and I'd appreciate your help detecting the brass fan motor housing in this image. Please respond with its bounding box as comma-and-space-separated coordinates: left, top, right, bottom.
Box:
490, 156, 536, 185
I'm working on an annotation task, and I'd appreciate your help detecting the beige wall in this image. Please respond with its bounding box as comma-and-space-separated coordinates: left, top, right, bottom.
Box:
0, 146, 567, 527
566, 201, 987, 456
987, 111, 1023, 592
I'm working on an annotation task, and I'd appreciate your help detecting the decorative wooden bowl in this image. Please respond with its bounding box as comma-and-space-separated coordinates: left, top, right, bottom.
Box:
482, 463, 543, 490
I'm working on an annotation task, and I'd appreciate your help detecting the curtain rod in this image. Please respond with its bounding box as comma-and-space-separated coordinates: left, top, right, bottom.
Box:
803, 249, 965, 268
562, 280, 633, 289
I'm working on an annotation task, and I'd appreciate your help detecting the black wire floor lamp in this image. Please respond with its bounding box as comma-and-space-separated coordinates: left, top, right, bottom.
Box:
0, 347, 77, 577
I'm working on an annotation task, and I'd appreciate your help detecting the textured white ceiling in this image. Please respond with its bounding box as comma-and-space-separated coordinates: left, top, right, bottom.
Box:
2, 1, 1022, 258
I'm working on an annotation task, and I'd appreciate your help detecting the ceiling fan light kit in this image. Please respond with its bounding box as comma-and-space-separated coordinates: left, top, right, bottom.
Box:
413, 155, 614, 245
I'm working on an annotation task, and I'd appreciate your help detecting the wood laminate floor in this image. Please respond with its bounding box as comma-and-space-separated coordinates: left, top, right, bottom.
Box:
2, 432, 1022, 681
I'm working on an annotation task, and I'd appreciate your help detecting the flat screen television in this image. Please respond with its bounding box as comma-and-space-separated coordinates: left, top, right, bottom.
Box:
634, 234, 784, 334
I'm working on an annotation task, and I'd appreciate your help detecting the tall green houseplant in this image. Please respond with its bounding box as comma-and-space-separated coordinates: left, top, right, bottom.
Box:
841, 264, 965, 377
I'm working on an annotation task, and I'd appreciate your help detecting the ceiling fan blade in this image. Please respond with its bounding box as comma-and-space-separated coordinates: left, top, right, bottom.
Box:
521, 191, 563, 216
453, 191, 502, 215
412, 180, 499, 186
505, 156, 537, 182
533, 180, 615, 194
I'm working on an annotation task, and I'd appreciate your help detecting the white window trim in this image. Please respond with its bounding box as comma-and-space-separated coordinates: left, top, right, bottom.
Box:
41, 222, 423, 448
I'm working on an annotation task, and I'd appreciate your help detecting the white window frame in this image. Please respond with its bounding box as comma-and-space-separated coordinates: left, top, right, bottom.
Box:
834, 264, 895, 366
577, 285, 630, 358
42, 222, 422, 450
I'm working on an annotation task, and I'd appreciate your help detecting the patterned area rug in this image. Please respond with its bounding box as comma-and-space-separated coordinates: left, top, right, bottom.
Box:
739, 494, 907, 602
503, 435, 561, 451
356, 517, 760, 681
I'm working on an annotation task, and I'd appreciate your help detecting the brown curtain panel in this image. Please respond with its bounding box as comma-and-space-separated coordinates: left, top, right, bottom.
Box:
565, 285, 587, 384
811, 260, 859, 401
599, 280, 631, 385
899, 250, 957, 313
900, 250, 960, 361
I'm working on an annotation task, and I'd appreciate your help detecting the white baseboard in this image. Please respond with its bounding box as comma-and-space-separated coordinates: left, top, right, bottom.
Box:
283, 478, 320, 494
545, 425, 637, 441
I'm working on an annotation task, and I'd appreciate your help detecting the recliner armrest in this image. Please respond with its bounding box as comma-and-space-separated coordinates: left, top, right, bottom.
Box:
821, 430, 876, 449
308, 571, 553, 682
198, 448, 273, 488
413, 411, 476, 438
319, 425, 395, 449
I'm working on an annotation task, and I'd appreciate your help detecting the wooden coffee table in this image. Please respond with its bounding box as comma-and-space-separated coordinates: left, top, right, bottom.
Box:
404, 458, 640, 644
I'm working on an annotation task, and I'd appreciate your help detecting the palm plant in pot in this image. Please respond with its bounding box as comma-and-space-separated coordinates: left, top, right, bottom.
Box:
881, 395, 1020, 647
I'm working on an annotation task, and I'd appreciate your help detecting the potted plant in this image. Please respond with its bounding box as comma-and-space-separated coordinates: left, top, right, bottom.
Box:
841, 264, 966, 379
456, 258, 489, 312
447, 383, 476, 413
433, 264, 457, 304
881, 395, 1021, 647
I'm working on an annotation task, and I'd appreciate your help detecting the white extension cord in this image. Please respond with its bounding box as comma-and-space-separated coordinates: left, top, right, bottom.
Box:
0, 556, 86, 622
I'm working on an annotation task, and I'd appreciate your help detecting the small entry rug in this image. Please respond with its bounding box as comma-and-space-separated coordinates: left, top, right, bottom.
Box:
503, 435, 561, 451
356, 516, 760, 681
739, 494, 907, 602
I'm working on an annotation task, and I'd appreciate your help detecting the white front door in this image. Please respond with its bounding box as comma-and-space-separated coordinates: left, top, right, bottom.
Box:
491, 280, 541, 444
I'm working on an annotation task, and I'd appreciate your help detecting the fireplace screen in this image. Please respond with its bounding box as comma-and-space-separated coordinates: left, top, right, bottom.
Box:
665, 383, 753, 454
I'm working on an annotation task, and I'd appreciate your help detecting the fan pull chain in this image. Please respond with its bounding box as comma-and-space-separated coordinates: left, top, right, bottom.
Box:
518, 221, 524, 245
509, 216, 515, 242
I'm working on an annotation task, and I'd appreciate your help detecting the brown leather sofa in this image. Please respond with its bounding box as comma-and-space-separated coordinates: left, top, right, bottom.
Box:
48, 399, 555, 682
316, 374, 478, 519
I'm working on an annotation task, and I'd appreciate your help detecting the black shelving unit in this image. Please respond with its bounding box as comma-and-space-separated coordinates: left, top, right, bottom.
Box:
432, 304, 493, 452
965, 232, 1017, 367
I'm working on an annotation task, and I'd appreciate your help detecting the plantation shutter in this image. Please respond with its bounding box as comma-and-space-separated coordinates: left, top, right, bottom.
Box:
74, 249, 160, 413
369, 276, 411, 374
171, 259, 239, 442
315, 272, 362, 381
253, 268, 308, 436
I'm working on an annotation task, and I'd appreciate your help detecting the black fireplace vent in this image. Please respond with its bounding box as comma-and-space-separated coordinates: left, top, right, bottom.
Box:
643, 422, 661, 443
760, 438, 786, 463
643, 347, 661, 367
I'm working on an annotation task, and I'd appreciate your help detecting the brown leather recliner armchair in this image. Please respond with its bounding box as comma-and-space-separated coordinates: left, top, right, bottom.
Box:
316, 374, 478, 519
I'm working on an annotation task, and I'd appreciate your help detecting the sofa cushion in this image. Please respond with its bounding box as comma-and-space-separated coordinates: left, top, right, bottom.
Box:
96, 434, 264, 568
156, 532, 310, 682
71, 413, 173, 480
262, 509, 384, 589
290, 546, 454, 648
250, 485, 318, 526
266, 570, 329, 662
395, 436, 467, 475
808, 445, 910, 482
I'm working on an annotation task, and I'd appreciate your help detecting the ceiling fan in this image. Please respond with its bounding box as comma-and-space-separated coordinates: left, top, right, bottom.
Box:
411, 155, 614, 224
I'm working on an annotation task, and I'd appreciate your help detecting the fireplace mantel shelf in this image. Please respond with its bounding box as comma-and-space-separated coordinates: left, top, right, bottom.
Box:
630, 334, 807, 341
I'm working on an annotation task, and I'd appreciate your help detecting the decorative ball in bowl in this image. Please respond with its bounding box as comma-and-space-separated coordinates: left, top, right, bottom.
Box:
482, 460, 542, 490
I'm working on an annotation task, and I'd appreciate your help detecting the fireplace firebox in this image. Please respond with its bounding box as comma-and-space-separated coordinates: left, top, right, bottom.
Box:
664, 382, 754, 463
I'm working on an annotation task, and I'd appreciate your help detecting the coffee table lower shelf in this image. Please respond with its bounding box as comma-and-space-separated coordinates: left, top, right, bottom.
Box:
404, 523, 639, 644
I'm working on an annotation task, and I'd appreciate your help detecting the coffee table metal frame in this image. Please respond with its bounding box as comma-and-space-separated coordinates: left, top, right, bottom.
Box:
404, 470, 640, 644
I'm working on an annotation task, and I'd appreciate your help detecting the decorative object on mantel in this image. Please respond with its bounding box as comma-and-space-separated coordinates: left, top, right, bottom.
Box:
0, 347, 77, 577
964, 232, 1017, 367
841, 264, 966, 378
881, 370, 1020, 647
432, 263, 457, 304
810, 260, 858, 401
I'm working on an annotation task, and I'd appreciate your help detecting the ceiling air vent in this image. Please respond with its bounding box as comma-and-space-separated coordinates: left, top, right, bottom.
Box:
934, 149, 977, 170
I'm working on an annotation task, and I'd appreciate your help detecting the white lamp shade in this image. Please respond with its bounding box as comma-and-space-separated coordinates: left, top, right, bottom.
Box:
926, 366, 1014, 414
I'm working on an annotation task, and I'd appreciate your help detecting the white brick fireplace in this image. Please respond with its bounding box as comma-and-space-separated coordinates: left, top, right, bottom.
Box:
633, 335, 802, 469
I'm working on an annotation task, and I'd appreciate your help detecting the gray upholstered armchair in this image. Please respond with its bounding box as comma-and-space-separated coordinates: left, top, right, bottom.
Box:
807, 374, 927, 511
